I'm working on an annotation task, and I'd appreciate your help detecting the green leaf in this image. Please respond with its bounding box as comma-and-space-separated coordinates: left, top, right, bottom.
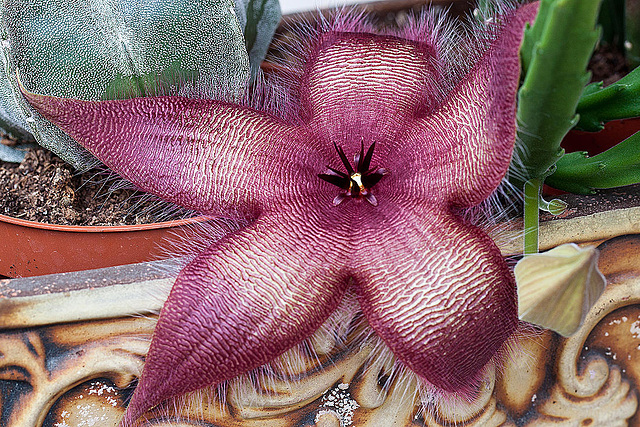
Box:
234, 0, 281, 79
598, 0, 625, 51
512, 0, 602, 187
575, 65, 640, 131
0, 0, 251, 169
627, 0, 640, 68
516, 243, 605, 337
546, 130, 640, 193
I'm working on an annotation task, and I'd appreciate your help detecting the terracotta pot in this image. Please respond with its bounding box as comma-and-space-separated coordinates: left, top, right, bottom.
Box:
0, 187, 639, 426
0, 214, 210, 278
562, 117, 640, 156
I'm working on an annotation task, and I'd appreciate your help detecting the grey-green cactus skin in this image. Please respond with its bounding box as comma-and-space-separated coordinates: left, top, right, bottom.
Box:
235, 0, 281, 79
0, 0, 280, 168
0, 35, 32, 143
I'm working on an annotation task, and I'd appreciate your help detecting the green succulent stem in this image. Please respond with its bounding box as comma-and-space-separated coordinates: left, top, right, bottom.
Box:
575, 65, 640, 131
523, 179, 541, 255
513, 0, 603, 254
513, 0, 601, 188
546, 130, 640, 193
598, 0, 625, 51
519, 0, 553, 76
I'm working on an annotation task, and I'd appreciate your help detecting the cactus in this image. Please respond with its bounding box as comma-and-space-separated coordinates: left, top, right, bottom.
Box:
235, 0, 281, 79
0, 0, 280, 167
513, 0, 601, 186
574, 65, 640, 131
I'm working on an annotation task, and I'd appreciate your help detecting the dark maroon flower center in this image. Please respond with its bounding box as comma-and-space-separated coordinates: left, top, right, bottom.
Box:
318, 141, 388, 206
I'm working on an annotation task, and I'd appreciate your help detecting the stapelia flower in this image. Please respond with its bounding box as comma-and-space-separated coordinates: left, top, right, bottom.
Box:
21, 2, 538, 424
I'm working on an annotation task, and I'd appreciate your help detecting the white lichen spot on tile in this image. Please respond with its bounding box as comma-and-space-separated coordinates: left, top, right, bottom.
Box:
87, 381, 120, 406
630, 320, 640, 339
53, 380, 122, 426
54, 408, 70, 427
318, 383, 359, 426
608, 316, 627, 326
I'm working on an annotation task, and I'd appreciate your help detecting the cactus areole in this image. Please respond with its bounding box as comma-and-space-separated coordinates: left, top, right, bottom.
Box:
21, 2, 539, 424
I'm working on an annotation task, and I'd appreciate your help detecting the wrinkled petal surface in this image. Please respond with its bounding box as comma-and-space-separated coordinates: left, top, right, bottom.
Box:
123, 207, 351, 424
20, 90, 296, 216
353, 205, 517, 391
300, 33, 441, 154
401, 3, 539, 206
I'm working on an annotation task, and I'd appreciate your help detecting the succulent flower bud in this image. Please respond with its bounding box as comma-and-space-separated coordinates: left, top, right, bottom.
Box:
515, 243, 606, 337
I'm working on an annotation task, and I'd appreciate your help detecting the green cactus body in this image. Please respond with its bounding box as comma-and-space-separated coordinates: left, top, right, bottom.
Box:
0, 0, 280, 167
547, 131, 640, 193
575, 66, 640, 131
513, 0, 601, 185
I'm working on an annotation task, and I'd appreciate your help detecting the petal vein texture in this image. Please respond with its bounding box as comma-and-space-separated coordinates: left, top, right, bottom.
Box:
20, 2, 539, 425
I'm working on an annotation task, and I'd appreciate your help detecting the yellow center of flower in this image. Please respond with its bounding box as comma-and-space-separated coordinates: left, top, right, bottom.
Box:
350, 172, 368, 195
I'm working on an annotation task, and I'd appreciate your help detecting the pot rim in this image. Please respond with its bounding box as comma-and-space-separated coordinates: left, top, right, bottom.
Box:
0, 212, 209, 233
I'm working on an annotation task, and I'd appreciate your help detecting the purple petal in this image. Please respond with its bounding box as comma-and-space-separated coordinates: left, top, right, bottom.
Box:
404, 3, 539, 207
20, 89, 294, 216
123, 210, 350, 424
300, 33, 442, 148
353, 206, 517, 392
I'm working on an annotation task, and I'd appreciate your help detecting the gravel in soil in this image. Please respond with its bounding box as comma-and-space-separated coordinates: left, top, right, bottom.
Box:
0, 146, 178, 226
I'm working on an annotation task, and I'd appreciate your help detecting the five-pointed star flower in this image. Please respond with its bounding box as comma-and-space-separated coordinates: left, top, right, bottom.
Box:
21, 2, 538, 424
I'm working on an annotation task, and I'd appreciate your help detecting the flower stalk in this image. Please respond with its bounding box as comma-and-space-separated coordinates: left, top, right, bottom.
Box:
523, 179, 541, 254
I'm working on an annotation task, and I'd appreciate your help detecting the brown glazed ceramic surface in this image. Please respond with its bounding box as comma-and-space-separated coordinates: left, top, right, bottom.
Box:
1, 205, 639, 426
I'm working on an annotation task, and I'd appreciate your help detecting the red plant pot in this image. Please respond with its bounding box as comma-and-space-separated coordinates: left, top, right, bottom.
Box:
562, 117, 640, 156
0, 214, 209, 278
